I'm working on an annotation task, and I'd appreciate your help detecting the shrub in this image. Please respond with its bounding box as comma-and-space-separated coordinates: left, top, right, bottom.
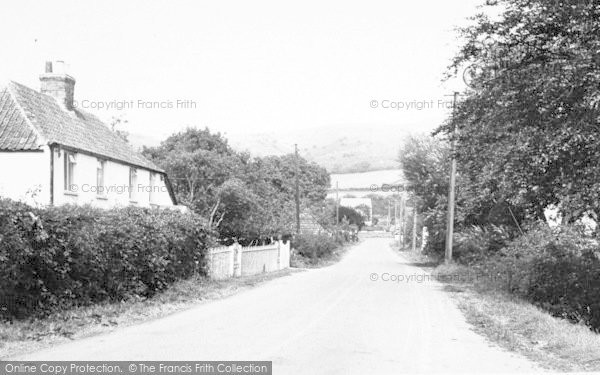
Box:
0, 199, 214, 320
292, 233, 340, 262
422, 204, 448, 255
482, 224, 600, 331
453, 225, 514, 264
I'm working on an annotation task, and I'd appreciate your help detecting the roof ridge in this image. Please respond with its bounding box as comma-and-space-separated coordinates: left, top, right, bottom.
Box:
5, 82, 47, 148
71, 107, 160, 170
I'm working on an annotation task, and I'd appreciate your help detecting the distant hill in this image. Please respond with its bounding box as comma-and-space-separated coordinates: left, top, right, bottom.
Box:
128, 124, 409, 174
227, 125, 408, 173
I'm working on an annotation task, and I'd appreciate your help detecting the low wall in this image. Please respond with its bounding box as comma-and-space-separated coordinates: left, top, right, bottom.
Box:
208, 240, 291, 280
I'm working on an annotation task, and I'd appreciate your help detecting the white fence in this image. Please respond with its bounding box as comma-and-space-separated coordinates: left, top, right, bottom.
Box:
207, 240, 291, 280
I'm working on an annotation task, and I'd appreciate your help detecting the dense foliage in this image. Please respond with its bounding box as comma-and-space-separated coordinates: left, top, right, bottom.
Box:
0, 199, 214, 320
336, 206, 366, 230
398, 134, 455, 253
400, 0, 600, 331
292, 233, 345, 263
143, 128, 330, 242
441, 0, 600, 225
479, 224, 600, 331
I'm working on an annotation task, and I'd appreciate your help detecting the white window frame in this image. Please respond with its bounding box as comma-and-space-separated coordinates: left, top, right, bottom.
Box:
96, 159, 107, 199
64, 151, 77, 194
129, 168, 138, 202
149, 172, 157, 205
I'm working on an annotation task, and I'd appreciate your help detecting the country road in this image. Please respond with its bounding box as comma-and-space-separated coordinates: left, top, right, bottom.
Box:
13, 237, 541, 373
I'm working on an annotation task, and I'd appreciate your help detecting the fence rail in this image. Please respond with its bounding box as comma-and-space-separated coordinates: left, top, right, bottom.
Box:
207, 240, 291, 280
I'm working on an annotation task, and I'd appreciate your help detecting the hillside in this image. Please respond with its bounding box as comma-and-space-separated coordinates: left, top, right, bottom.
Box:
227, 125, 408, 173
128, 125, 409, 174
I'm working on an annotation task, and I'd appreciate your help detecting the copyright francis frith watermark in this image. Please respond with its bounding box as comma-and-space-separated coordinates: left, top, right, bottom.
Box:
369, 184, 405, 193
73, 99, 198, 110
369, 272, 507, 284
369, 99, 454, 110
66, 184, 169, 194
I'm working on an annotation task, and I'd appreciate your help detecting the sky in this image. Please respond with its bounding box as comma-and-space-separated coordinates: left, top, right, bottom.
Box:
0, 0, 483, 141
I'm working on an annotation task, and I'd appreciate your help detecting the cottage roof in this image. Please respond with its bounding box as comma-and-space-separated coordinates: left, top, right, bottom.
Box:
0, 81, 163, 173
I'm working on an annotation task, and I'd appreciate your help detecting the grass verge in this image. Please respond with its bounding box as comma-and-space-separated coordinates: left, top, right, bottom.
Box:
290, 240, 355, 268
396, 246, 600, 372
0, 269, 295, 360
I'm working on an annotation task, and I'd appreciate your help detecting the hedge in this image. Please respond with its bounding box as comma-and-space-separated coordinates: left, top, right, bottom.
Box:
478, 224, 600, 332
292, 232, 344, 263
0, 199, 214, 320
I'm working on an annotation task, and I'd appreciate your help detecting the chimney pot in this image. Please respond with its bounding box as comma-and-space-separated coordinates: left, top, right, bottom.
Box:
40, 60, 76, 110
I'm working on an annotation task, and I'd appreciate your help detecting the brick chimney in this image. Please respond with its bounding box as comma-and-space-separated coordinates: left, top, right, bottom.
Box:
40, 61, 76, 110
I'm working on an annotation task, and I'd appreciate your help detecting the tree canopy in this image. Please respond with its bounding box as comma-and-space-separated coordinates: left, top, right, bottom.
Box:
143, 127, 331, 241
440, 0, 600, 224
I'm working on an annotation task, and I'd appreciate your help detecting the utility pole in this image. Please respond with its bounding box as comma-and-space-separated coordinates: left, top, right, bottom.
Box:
394, 200, 398, 227
387, 201, 391, 230
445, 91, 459, 264
294, 144, 301, 234
412, 202, 417, 252
400, 195, 406, 245
335, 181, 339, 226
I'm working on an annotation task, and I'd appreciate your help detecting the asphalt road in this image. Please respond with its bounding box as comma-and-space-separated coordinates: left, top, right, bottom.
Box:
14, 237, 541, 373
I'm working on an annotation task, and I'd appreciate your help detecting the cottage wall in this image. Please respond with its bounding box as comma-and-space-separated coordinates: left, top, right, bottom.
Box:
0, 147, 51, 206
52, 148, 173, 208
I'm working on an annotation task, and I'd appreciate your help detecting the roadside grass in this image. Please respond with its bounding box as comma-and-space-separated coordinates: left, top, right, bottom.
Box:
396, 246, 600, 372
291, 240, 356, 269
0, 269, 295, 360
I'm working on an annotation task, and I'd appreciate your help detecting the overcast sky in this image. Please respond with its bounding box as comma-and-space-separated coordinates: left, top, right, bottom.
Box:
0, 0, 482, 140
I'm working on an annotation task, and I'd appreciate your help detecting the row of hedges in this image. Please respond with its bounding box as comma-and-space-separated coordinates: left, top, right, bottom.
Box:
0, 199, 214, 320
292, 232, 347, 264
455, 224, 600, 332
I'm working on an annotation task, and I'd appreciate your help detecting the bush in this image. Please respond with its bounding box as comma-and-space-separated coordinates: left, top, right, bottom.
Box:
454, 225, 514, 264
421, 204, 448, 255
0, 199, 214, 320
292, 233, 340, 262
482, 224, 600, 331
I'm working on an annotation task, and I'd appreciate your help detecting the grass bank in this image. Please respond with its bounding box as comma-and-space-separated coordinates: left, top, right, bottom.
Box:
396, 247, 600, 372
0, 269, 294, 360
290, 232, 358, 268
291, 243, 352, 268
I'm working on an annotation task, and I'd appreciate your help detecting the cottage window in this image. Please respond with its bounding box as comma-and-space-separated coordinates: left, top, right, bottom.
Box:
129, 168, 137, 201
97, 160, 106, 197
64, 152, 77, 192
149, 172, 157, 204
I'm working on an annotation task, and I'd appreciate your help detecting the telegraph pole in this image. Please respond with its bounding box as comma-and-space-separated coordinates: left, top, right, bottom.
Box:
387, 201, 391, 230
412, 202, 417, 252
445, 91, 459, 264
400, 195, 406, 245
335, 181, 339, 225
294, 144, 301, 234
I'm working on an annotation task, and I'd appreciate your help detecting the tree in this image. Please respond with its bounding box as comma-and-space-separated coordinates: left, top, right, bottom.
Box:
398, 134, 450, 213
442, 0, 600, 224
110, 115, 129, 143
143, 128, 244, 216
143, 127, 332, 241
398, 134, 453, 252
336, 206, 365, 230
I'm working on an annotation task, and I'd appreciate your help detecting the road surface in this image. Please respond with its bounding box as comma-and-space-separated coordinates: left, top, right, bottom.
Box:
13, 237, 541, 373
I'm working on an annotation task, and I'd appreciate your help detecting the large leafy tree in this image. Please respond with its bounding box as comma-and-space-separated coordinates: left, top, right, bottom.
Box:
398, 134, 453, 251
441, 0, 600, 224
143, 128, 244, 216
144, 127, 331, 241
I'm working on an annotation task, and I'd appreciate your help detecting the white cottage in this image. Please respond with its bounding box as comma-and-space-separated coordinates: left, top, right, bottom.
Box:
0, 62, 177, 208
